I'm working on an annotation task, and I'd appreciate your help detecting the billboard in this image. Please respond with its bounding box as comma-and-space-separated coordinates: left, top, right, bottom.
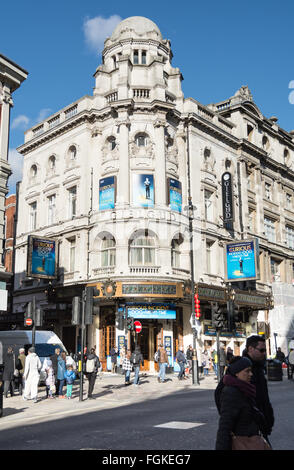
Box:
167, 178, 182, 212
222, 172, 234, 222
27, 236, 57, 279
224, 239, 259, 282
126, 303, 176, 320
132, 174, 154, 207
99, 176, 116, 210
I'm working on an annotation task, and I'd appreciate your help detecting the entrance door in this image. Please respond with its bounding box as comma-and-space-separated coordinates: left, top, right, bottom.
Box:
132, 324, 156, 371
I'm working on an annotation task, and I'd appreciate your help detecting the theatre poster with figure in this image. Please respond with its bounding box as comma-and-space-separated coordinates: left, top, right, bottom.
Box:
132, 174, 154, 207
224, 239, 259, 282
27, 236, 57, 279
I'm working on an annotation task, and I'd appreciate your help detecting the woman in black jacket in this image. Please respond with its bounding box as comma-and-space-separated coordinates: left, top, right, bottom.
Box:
215, 356, 267, 450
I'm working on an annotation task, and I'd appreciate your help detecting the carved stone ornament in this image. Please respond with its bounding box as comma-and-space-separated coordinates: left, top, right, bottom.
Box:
102, 138, 120, 163
234, 85, 253, 102
202, 147, 216, 171
165, 135, 178, 166
129, 136, 155, 160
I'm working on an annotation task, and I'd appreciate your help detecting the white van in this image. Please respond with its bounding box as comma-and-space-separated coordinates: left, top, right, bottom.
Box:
0, 330, 67, 383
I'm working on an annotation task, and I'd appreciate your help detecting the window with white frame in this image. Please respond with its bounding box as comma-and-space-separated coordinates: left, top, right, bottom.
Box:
133, 50, 139, 65
68, 186, 77, 218
129, 232, 156, 266
171, 235, 183, 268
101, 236, 116, 267
286, 225, 294, 249
135, 133, 148, 147
270, 258, 280, 280
48, 194, 56, 225
204, 189, 214, 222
29, 202, 37, 231
264, 217, 276, 242
69, 237, 76, 272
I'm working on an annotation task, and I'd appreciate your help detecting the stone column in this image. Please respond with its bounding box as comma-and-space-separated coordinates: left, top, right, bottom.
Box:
153, 115, 167, 208
116, 112, 130, 208
0, 86, 13, 162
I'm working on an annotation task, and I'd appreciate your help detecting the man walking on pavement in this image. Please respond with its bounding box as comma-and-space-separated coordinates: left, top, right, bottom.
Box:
50, 347, 61, 396
131, 346, 144, 387
157, 344, 169, 383
242, 335, 274, 444
85, 348, 100, 399
219, 344, 226, 380
176, 346, 187, 380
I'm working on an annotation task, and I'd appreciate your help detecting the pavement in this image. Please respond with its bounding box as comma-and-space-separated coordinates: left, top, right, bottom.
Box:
0, 371, 218, 429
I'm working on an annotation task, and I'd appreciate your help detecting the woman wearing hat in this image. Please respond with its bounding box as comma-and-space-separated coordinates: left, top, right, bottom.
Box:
215, 356, 269, 450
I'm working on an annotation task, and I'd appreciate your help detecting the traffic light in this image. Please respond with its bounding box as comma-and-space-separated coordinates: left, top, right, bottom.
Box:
24, 301, 33, 326
45, 283, 56, 302
194, 294, 201, 319
35, 307, 44, 327
126, 317, 134, 331
212, 305, 226, 329
117, 307, 124, 330
72, 296, 80, 325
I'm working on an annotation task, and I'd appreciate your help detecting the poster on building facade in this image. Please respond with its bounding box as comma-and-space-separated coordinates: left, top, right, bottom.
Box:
27, 236, 57, 279
132, 174, 154, 207
126, 303, 176, 319
167, 178, 182, 212
99, 176, 116, 210
225, 239, 259, 282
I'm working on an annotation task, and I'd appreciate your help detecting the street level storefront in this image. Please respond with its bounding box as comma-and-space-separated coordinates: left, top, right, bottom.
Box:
90, 281, 185, 372
196, 282, 272, 354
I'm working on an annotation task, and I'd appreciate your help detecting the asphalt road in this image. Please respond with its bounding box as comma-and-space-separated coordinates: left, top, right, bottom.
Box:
0, 376, 293, 452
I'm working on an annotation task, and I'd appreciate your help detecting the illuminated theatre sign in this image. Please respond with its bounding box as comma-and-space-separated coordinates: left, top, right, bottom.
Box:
224, 239, 259, 282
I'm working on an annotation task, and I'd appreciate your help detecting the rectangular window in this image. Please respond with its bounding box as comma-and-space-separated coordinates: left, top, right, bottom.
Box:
264, 217, 276, 242
286, 193, 292, 210
133, 50, 139, 65
29, 202, 37, 231
270, 258, 280, 280
248, 208, 256, 232
204, 190, 214, 222
48, 194, 56, 225
142, 51, 146, 64
206, 241, 214, 273
68, 186, 77, 218
286, 225, 294, 249
265, 182, 272, 201
69, 238, 76, 272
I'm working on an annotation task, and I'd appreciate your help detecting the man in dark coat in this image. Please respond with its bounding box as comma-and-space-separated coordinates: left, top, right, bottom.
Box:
130, 346, 144, 386
3, 347, 16, 397
219, 344, 227, 379
110, 347, 118, 374
50, 347, 61, 396
242, 335, 274, 439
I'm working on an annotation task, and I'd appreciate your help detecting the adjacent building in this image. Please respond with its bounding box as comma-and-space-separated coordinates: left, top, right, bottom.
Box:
12, 17, 294, 368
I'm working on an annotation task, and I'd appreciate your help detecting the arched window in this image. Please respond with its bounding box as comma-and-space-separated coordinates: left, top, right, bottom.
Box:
171, 234, 183, 268
68, 145, 77, 161
101, 236, 116, 267
30, 164, 37, 179
129, 231, 156, 266
135, 133, 148, 147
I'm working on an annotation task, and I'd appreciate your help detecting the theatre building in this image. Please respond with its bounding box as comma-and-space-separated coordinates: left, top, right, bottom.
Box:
13, 16, 294, 368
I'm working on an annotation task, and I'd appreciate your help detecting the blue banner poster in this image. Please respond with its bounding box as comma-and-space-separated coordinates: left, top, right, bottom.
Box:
99, 176, 116, 210
127, 303, 176, 320
30, 238, 56, 278
132, 174, 154, 207
225, 239, 258, 282
169, 178, 182, 212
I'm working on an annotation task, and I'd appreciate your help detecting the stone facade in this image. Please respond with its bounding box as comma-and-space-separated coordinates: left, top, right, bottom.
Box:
13, 17, 294, 363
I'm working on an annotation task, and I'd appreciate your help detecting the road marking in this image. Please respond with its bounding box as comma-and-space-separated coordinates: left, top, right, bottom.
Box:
154, 421, 205, 430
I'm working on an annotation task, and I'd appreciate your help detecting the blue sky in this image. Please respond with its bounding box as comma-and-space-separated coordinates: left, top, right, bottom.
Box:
2, 0, 294, 194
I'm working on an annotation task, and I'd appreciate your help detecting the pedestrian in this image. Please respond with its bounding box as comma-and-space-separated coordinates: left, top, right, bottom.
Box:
226, 347, 234, 364
242, 335, 274, 443
64, 364, 76, 399
287, 348, 294, 379
186, 345, 193, 376
176, 346, 186, 380
66, 351, 77, 371
211, 349, 218, 377
3, 346, 16, 398
275, 347, 285, 363
215, 356, 270, 450
110, 346, 118, 374
219, 344, 227, 379
15, 348, 26, 396
202, 350, 211, 377
157, 344, 169, 383
122, 349, 132, 385
50, 347, 61, 396
23, 347, 42, 403
44, 359, 55, 399
85, 348, 100, 399
130, 346, 144, 386
57, 351, 67, 398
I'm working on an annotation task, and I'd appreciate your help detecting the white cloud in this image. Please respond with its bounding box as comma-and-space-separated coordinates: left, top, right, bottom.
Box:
11, 114, 30, 130
83, 14, 122, 52
7, 148, 24, 194
35, 108, 52, 123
